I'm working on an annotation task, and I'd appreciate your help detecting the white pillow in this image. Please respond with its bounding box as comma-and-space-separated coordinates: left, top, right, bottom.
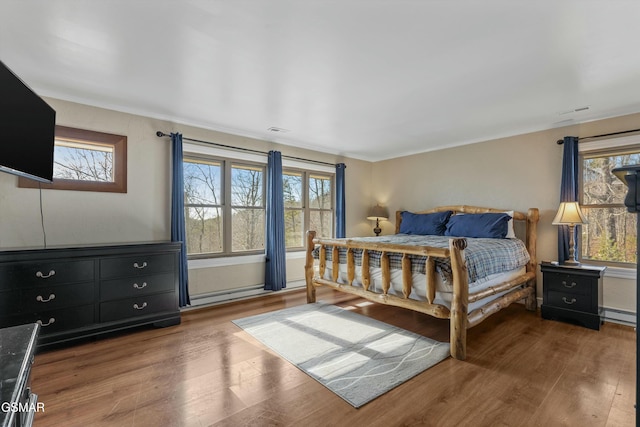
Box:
504, 211, 516, 239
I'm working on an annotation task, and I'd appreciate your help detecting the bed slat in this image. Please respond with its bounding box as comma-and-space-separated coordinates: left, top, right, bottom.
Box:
426, 257, 436, 304
347, 248, 355, 285
402, 254, 411, 298
381, 251, 390, 294
332, 246, 339, 282
362, 249, 371, 290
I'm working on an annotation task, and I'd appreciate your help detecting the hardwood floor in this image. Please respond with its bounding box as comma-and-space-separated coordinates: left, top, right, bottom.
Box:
30, 288, 635, 427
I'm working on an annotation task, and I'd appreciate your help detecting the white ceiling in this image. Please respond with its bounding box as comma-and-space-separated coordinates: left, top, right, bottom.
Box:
2, 1, 640, 162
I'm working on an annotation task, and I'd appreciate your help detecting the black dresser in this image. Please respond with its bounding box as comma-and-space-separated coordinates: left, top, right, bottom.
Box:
0, 323, 39, 427
0, 242, 181, 348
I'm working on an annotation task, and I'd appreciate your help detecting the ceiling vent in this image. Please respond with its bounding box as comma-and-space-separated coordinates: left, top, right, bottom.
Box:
267, 127, 290, 133
558, 106, 590, 115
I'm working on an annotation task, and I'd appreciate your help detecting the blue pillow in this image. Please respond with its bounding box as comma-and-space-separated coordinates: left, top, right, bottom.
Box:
444, 213, 512, 238
399, 211, 453, 235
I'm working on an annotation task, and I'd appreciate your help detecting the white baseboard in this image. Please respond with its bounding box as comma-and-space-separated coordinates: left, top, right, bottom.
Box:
183, 280, 307, 311
537, 297, 636, 327
187, 290, 637, 328
602, 308, 636, 327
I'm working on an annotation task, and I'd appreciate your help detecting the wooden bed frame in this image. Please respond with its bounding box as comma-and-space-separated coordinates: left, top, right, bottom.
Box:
304, 205, 539, 360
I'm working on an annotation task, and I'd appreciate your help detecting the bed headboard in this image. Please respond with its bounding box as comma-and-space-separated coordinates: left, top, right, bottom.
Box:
395, 205, 539, 272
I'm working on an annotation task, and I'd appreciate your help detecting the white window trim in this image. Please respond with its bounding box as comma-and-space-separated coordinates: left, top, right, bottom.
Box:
579, 135, 639, 270
604, 266, 636, 280
188, 251, 305, 269
183, 141, 335, 173
579, 135, 640, 153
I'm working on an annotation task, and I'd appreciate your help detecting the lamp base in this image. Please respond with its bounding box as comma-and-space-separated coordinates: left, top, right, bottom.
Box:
373, 218, 382, 236
562, 259, 581, 266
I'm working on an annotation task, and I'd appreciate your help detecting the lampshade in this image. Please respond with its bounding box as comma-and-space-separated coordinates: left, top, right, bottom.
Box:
367, 205, 389, 221
552, 201, 587, 225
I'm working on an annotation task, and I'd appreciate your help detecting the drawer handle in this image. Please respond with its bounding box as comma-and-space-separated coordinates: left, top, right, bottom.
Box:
133, 262, 148, 269
562, 297, 577, 305
36, 270, 56, 279
133, 302, 148, 310
36, 293, 56, 303
133, 282, 148, 289
37, 318, 56, 327
562, 280, 577, 288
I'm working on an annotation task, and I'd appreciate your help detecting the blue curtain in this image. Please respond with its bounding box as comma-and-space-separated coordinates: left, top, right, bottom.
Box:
171, 133, 190, 307
335, 163, 346, 238
558, 136, 579, 264
264, 151, 287, 291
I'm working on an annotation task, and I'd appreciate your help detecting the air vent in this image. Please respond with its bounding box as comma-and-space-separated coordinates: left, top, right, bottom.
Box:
558, 106, 590, 115
267, 127, 290, 133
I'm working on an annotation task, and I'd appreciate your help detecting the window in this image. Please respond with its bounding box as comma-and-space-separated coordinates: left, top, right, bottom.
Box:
580, 143, 640, 266
283, 170, 333, 249
183, 155, 265, 257
19, 125, 127, 192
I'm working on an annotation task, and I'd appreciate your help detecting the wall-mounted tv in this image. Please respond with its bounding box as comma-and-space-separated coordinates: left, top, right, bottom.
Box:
0, 60, 56, 183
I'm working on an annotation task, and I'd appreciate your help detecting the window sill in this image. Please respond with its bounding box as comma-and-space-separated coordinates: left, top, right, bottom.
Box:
604, 266, 637, 280
188, 251, 305, 269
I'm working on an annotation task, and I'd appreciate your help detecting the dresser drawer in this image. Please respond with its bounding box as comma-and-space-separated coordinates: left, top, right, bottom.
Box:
1, 305, 95, 335
21, 282, 95, 312
99, 292, 177, 322
100, 253, 175, 279
0, 289, 21, 315
100, 273, 175, 301
546, 290, 593, 312
0, 260, 94, 289
544, 272, 592, 296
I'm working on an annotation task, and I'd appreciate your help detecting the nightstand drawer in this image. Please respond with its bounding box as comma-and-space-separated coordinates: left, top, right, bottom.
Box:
546, 290, 592, 312
99, 292, 177, 322
544, 273, 591, 295
100, 253, 175, 279
100, 273, 175, 301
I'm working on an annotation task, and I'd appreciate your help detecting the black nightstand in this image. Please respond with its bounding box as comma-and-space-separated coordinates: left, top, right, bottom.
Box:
540, 262, 606, 330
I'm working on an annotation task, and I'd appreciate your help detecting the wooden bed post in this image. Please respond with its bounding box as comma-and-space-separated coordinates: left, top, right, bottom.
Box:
305, 231, 317, 303
449, 238, 468, 360
524, 208, 539, 311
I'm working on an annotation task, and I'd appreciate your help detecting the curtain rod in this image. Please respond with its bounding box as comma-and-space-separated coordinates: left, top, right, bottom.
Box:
556, 128, 640, 144
156, 131, 336, 167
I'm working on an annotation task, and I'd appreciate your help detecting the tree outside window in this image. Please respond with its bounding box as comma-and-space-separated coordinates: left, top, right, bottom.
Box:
581, 149, 640, 266
309, 173, 333, 240
183, 156, 265, 257
19, 125, 126, 192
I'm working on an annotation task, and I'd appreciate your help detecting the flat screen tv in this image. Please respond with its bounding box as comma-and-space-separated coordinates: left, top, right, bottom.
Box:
0, 60, 56, 183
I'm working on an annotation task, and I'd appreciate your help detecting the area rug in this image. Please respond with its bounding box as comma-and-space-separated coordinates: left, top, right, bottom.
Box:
232, 302, 450, 408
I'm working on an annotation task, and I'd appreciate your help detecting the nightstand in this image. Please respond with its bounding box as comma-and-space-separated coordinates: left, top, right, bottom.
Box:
540, 262, 606, 330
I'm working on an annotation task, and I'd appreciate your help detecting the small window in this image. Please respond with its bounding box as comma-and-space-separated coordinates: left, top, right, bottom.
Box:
19, 126, 127, 192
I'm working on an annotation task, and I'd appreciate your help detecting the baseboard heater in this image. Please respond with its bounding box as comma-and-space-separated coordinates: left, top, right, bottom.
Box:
186, 280, 306, 310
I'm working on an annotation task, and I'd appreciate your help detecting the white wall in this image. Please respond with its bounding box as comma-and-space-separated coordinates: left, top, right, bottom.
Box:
0, 98, 374, 300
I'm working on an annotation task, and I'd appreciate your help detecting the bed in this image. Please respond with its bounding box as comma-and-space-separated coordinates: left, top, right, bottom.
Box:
304, 205, 539, 360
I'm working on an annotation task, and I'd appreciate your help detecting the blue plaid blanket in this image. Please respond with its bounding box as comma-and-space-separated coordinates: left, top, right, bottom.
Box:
313, 234, 530, 285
